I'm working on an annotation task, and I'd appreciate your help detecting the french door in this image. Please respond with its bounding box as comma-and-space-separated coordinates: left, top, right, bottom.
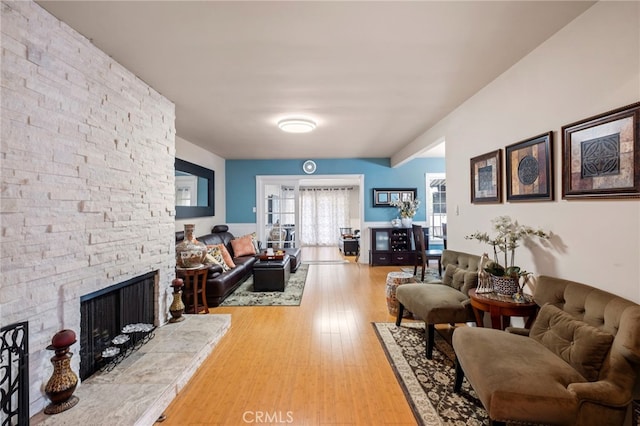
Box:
257, 177, 299, 249
256, 174, 364, 250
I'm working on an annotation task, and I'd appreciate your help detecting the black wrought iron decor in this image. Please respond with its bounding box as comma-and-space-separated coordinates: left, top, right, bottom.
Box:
1, 321, 29, 426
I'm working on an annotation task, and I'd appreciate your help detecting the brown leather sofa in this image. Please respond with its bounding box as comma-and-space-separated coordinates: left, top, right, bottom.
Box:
453, 276, 640, 426
175, 225, 302, 307
176, 225, 257, 307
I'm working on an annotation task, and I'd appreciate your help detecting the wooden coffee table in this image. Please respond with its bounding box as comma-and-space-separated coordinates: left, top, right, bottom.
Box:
469, 288, 538, 330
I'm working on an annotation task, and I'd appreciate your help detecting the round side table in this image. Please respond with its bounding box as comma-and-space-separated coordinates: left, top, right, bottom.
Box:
385, 271, 416, 317
469, 289, 538, 330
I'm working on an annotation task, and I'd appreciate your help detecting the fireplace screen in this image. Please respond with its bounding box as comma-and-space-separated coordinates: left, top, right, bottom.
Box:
1, 321, 29, 426
80, 271, 156, 380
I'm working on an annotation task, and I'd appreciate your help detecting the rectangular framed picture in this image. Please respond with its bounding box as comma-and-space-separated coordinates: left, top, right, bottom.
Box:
562, 102, 640, 199
373, 188, 416, 207
470, 149, 502, 204
505, 132, 554, 202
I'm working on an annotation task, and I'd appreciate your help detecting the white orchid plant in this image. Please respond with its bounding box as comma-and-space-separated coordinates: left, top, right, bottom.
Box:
466, 216, 549, 278
390, 198, 420, 218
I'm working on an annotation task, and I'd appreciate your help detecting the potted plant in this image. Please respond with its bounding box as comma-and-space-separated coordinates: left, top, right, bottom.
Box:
466, 216, 549, 295
391, 198, 420, 227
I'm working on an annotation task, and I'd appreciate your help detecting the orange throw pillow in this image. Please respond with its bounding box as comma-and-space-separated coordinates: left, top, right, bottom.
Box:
231, 235, 257, 257
212, 244, 235, 269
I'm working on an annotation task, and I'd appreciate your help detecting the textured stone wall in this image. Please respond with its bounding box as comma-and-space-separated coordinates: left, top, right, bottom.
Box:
1, 1, 176, 415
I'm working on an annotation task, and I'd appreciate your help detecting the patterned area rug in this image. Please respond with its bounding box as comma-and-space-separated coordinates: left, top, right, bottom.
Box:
220, 264, 308, 306
400, 266, 441, 283
373, 322, 489, 425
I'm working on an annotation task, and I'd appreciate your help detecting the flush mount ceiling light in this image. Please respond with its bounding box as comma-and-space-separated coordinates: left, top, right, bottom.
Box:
277, 118, 316, 133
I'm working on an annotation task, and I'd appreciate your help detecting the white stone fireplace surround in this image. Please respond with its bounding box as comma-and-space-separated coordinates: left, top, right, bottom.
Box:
1, 1, 176, 416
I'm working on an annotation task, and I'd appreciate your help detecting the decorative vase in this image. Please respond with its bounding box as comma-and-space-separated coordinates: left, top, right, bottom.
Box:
44, 330, 79, 415
490, 274, 520, 296
401, 217, 413, 228
391, 218, 401, 228
176, 224, 207, 268
169, 278, 185, 323
269, 223, 287, 248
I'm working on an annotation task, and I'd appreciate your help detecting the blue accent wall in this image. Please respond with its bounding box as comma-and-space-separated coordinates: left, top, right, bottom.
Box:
226, 157, 445, 223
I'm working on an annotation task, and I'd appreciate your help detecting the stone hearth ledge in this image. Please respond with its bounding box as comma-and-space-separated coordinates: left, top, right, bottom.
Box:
31, 314, 231, 426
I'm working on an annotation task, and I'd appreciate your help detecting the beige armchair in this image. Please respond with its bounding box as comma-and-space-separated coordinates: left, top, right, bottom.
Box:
453, 276, 640, 426
396, 249, 480, 359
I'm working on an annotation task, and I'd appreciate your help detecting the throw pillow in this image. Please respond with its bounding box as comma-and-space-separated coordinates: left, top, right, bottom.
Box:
452, 269, 478, 294
237, 232, 260, 253
214, 244, 236, 269
442, 263, 458, 287
205, 246, 231, 271
452, 269, 467, 291
231, 235, 257, 257
530, 304, 614, 381
249, 232, 260, 253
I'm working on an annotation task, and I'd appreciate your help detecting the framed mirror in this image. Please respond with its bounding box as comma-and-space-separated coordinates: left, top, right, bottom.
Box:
175, 158, 214, 218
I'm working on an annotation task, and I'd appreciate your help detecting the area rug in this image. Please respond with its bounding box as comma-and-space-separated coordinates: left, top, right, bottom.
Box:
220, 264, 309, 306
373, 322, 489, 425
400, 266, 441, 283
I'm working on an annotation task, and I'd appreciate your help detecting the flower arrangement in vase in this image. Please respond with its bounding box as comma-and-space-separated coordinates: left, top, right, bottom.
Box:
390, 198, 420, 227
466, 216, 549, 296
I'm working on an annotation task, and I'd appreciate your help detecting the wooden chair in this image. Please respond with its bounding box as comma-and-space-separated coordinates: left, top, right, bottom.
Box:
442, 223, 447, 249
412, 224, 443, 280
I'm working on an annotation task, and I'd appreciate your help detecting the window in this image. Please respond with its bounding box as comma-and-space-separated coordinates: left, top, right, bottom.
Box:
426, 174, 446, 245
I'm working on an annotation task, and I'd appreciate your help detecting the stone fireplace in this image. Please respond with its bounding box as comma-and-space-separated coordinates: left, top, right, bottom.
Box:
1, 1, 176, 417
79, 271, 157, 380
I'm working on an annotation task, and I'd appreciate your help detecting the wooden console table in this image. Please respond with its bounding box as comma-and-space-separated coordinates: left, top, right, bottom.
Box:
469, 289, 538, 330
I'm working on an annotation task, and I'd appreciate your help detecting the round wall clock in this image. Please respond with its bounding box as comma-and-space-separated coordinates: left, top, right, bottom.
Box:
303, 160, 317, 174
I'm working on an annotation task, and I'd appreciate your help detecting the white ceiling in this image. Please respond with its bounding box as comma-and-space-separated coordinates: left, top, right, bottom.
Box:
37, 1, 594, 160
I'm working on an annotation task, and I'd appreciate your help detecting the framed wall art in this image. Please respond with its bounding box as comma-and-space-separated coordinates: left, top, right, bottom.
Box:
373, 188, 417, 207
470, 149, 502, 204
562, 102, 640, 199
505, 132, 554, 202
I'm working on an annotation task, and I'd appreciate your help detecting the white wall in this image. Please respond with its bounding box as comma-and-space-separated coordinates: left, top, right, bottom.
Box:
175, 136, 226, 235
1, 1, 176, 415
393, 1, 640, 302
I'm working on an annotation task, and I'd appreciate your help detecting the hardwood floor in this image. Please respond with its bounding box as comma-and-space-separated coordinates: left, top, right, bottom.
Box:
160, 247, 419, 425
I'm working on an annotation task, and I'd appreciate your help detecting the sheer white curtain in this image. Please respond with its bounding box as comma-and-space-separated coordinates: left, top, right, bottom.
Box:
300, 187, 352, 246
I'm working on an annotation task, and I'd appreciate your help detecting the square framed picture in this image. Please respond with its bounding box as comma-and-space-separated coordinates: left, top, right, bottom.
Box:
373, 188, 416, 207
470, 149, 502, 204
562, 102, 640, 199
505, 132, 553, 202
401, 191, 413, 202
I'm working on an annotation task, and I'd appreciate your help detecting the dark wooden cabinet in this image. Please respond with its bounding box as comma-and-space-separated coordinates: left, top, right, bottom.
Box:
369, 227, 415, 266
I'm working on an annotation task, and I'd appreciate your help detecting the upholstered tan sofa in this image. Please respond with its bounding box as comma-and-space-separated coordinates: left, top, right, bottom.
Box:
453, 275, 640, 426
396, 249, 481, 358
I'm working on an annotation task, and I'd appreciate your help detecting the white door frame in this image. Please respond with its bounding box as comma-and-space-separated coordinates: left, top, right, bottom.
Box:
256, 174, 365, 247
